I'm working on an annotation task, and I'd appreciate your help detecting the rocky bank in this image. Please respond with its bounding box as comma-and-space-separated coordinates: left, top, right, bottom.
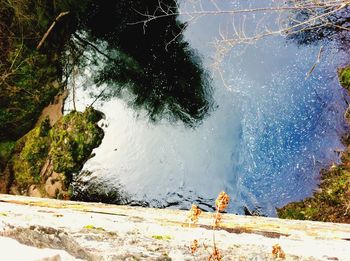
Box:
1, 194, 350, 261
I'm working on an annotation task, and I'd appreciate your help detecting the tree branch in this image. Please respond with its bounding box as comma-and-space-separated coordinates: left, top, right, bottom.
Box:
36, 11, 70, 50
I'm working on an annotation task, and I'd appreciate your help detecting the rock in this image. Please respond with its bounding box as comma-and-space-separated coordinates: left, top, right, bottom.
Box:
0, 236, 80, 261
45, 172, 64, 198
1, 194, 350, 261
36, 89, 68, 127
9, 107, 104, 199
28, 185, 42, 197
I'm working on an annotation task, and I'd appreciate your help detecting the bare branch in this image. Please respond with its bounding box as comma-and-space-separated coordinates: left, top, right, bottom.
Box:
305, 45, 324, 79
36, 11, 70, 50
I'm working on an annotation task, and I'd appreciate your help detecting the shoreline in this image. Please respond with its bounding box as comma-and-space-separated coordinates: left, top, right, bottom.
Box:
277, 67, 350, 223
1, 194, 350, 260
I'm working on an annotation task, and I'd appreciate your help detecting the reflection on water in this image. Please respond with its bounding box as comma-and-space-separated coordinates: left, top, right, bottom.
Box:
67, 0, 350, 215
287, 5, 350, 45
74, 0, 213, 126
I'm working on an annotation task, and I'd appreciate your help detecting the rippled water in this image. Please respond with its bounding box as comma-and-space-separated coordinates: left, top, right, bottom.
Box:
66, 0, 350, 215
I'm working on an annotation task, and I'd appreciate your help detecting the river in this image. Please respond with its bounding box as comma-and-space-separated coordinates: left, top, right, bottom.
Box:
65, 0, 350, 216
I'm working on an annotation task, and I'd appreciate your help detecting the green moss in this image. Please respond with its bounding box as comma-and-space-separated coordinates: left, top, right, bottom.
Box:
277, 166, 350, 222
151, 235, 172, 240
83, 224, 105, 231
277, 205, 306, 220
49, 108, 104, 181
338, 66, 350, 90
11, 108, 104, 190
12, 119, 51, 187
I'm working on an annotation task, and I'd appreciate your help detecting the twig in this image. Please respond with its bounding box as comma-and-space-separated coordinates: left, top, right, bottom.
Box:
305, 45, 324, 79
128, 3, 347, 26
89, 86, 108, 108
72, 33, 111, 60
71, 66, 78, 111
36, 11, 70, 50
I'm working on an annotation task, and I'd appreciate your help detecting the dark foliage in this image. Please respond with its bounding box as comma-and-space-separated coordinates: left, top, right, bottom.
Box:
0, 0, 213, 143
75, 0, 213, 125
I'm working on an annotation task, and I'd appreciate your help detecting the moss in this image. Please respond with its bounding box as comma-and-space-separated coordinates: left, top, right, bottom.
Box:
339, 66, 350, 90
277, 165, 350, 222
83, 224, 105, 231
12, 119, 51, 187
151, 235, 172, 240
11, 108, 104, 190
49, 108, 104, 182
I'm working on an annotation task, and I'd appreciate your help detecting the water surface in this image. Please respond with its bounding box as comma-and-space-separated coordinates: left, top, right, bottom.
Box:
66, 0, 350, 215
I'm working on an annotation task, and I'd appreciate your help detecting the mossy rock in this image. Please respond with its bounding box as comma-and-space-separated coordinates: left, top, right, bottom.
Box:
12, 119, 51, 187
338, 66, 350, 90
50, 108, 104, 181
277, 166, 350, 223
11, 108, 104, 191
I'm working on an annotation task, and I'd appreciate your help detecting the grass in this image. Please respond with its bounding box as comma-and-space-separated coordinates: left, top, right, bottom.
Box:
189, 192, 230, 260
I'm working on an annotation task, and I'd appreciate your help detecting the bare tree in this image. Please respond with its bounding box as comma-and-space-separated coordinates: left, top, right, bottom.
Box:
130, 0, 350, 65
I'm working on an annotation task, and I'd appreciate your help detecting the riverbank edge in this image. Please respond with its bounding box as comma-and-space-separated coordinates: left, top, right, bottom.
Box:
0, 1, 105, 200
1, 194, 350, 260
277, 67, 350, 223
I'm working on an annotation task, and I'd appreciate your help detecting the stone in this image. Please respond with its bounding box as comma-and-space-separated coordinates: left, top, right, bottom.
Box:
0, 194, 349, 260
28, 185, 42, 198
0, 236, 79, 261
